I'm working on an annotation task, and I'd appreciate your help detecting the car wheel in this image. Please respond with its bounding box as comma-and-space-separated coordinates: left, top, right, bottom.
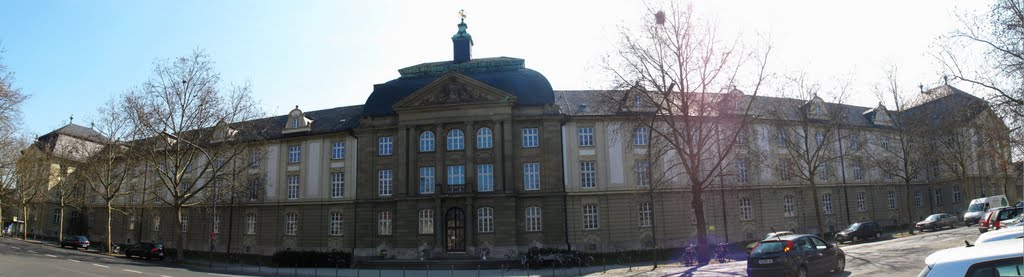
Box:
875, 232, 881, 239
796, 266, 808, 277
834, 256, 846, 273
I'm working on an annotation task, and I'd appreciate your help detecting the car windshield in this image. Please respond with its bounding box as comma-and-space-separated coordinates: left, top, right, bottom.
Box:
926, 215, 940, 221
751, 241, 787, 255
969, 203, 987, 212
847, 223, 860, 230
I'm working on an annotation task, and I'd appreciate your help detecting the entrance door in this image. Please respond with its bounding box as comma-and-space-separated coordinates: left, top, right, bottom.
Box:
445, 207, 466, 252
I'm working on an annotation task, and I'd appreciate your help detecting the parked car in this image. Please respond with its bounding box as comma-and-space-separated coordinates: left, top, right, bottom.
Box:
745, 231, 795, 253
999, 211, 1024, 228
59, 235, 90, 249
963, 195, 1009, 226
124, 242, 165, 260
918, 238, 1024, 277
975, 226, 1024, 245
978, 208, 1001, 233
747, 234, 845, 277
916, 213, 959, 232
980, 207, 1022, 233
834, 221, 882, 243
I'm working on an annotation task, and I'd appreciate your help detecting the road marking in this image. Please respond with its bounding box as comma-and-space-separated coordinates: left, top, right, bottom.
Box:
160, 275, 172, 277
45, 254, 57, 258
11, 247, 18, 249
208, 274, 234, 277
123, 269, 143, 274
92, 263, 109, 268
27, 250, 37, 253
67, 259, 80, 262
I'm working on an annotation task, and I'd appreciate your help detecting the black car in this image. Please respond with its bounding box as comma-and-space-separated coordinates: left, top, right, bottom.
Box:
59, 235, 90, 249
124, 242, 165, 260
747, 234, 845, 277
834, 221, 882, 243
916, 213, 958, 231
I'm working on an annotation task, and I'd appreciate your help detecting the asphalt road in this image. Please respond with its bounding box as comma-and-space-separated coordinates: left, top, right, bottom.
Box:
0, 237, 241, 277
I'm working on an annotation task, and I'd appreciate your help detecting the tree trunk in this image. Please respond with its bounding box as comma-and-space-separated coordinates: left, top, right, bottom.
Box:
58, 206, 65, 243
175, 205, 184, 262
905, 182, 915, 234
810, 182, 825, 238
21, 205, 27, 240
106, 203, 113, 254
691, 185, 710, 264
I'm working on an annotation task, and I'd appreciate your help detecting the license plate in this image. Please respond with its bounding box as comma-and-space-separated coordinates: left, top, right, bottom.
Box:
758, 259, 774, 264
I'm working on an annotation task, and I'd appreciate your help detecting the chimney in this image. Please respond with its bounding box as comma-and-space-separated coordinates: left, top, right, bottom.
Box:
452, 17, 473, 63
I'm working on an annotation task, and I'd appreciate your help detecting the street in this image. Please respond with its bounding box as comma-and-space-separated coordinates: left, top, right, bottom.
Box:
0, 237, 240, 277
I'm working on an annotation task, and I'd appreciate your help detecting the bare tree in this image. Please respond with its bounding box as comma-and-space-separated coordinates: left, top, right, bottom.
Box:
122, 49, 266, 262
0, 134, 27, 231
79, 98, 137, 253
15, 147, 47, 240
0, 42, 29, 132
602, 1, 771, 262
864, 68, 932, 234
759, 74, 851, 238
0, 42, 29, 227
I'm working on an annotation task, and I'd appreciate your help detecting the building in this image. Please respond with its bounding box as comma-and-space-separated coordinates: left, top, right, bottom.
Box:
18, 19, 1019, 260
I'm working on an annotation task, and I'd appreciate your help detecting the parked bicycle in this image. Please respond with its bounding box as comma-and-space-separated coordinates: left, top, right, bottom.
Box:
713, 243, 729, 263
680, 244, 698, 266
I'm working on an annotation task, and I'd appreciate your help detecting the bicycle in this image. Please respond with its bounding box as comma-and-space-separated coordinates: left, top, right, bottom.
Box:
713, 243, 728, 263
680, 244, 698, 266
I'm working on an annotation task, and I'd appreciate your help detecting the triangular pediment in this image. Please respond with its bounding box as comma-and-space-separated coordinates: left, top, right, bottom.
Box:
393, 72, 517, 111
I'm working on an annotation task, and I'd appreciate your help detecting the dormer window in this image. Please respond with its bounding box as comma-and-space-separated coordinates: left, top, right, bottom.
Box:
283, 105, 313, 134
634, 95, 643, 108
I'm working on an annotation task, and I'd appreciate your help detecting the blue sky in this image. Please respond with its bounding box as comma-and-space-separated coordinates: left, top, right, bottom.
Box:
1, 0, 987, 136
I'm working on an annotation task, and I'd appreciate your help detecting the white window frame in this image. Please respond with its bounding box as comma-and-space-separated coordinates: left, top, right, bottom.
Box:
378, 136, 393, 156
580, 161, 596, 188
153, 216, 160, 231
446, 129, 465, 151
419, 167, 435, 194
287, 175, 300, 200
378, 211, 392, 235
739, 197, 753, 220
914, 190, 922, 207
181, 213, 189, 233
953, 185, 962, 203
476, 127, 493, 149
850, 134, 860, 150
888, 190, 897, 209
477, 164, 494, 192
288, 145, 301, 163
853, 160, 863, 181
330, 172, 344, 198
477, 207, 494, 233
633, 127, 649, 145
817, 164, 830, 181
329, 212, 343, 236
783, 195, 796, 217
128, 215, 136, 230
523, 163, 540, 191
934, 189, 943, 206
582, 204, 599, 230
856, 191, 866, 212
815, 131, 825, 145
285, 213, 298, 236
638, 202, 652, 227
419, 131, 435, 152
378, 170, 393, 196
447, 165, 465, 185
250, 151, 260, 168
522, 128, 539, 148
331, 141, 345, 160
525, 206, 542, 232
880, 136, 890, 150
635, 159, 650, 186
578, 127, 594, 146
823, 193, 834, 214
245, 213, 257, 235
418, 209, 434, 235
736, 159, 749, 183
213, 214, 220, 234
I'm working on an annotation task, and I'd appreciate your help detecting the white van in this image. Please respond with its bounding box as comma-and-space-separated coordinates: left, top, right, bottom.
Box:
964, 195, 1009, 226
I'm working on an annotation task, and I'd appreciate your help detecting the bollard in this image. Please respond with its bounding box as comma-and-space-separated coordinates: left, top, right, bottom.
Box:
315, 263, 318, 276
403, 266, 406, 277
450, 265, 454, 277
477, 265, 480, 277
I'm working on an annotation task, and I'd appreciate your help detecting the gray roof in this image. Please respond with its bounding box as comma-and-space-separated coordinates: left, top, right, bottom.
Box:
237, 105, 364, 141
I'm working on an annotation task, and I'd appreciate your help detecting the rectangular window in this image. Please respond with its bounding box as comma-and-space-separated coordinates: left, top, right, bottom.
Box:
522, 128, 539, 148
888, 190, 897, 209
331, 141, 345, 160
783, 195, 796, 217
638, 202, 652, 227
477, 164, 494, 192
934, 189, 943, 206
525, 207, 542, 232
633, 127, 649, 145
822, 194, 834, 214
817, 164, 829, 181
330, 173, 345, 198
739, 197, 753, 220
779, 159, 792, 181
329, 212, 343, 236
378, 136, 393, 156
580, 161, 596, 188
378, 170, 393, 196
582, 204, 599, 230
914, 191, 922, 207
181, 213, 189, 232
852, 160, 863, 181
447, 165, 465, 185
953, 186, 962, 203
880, 136, 890, 150
285, 213, 297, 236
477, 207, 494, 233
577, 127, 594, 146
378, 211, 392, 235
849, 134, 860, 150
418, 209, 434, 235
128, 216, 135, 230
248, 179, 260, 201
288, 145, 301, 163
736, 159, 749, 183
153, 216, 160, 231
213, 214, 220, 234
856, 191, 866, 212
287, 175, 300, 200
777, 129, 787, 147
635, 159, 650, 186
419, 167, 435, 194
250, 151, 260, 168
523, 163, 541, 190
245, 213, 256, 235
53, 208, 60, 225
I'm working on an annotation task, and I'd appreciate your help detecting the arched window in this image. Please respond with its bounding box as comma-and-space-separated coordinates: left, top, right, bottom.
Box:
739, 197, 753, 220
418, 209, 434, 234
476, 127, 493, 149
378, 211, 392, 235
525, 206, 542, 232
419, 131, 435, 152
447, 129, 465, 150
477, 207, 494, 233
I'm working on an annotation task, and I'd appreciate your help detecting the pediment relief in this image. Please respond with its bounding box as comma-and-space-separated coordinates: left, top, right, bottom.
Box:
394, 73, 516, 110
